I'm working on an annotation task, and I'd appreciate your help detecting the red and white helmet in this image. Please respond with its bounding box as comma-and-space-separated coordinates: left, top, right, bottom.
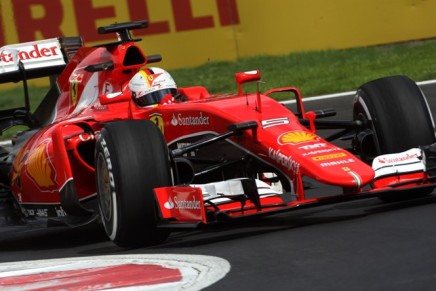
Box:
129, 67, 177, 106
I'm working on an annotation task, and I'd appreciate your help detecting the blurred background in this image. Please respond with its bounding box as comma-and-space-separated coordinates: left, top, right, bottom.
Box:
1, 0, 436, 70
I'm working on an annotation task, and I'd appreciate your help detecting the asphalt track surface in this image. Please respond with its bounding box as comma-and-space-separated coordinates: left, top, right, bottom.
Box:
2, 82, 436, 290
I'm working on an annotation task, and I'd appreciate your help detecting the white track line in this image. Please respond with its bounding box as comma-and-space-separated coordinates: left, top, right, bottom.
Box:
281, 79, 436, 104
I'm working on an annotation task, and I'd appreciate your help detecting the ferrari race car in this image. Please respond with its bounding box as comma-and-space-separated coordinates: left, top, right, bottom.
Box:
1, 20, 436, 248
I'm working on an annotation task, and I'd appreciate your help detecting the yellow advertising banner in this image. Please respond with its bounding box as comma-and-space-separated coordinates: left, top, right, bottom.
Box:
1, 0, 436, 70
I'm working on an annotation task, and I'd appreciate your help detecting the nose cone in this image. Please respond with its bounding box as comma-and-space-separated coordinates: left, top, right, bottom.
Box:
307, 156, 375, 188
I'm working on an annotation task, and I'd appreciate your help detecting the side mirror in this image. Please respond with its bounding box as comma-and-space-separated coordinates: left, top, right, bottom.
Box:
235, 70, 261, 95
99, 91, 131, 105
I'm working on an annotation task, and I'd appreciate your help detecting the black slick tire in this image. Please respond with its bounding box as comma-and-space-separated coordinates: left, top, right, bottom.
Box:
354, 75, 436, 201
95, 120, 171, 247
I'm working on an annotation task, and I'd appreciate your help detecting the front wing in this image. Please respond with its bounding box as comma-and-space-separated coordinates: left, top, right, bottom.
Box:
154, 147, 436, 227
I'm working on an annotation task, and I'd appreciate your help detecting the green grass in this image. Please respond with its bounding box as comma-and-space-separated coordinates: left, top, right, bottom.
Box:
0, 86, 49, 111
170, 39, 436, 99
2, 38, 436, 112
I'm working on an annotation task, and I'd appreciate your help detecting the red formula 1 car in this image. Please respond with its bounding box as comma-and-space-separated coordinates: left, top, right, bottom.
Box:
1, 20, 436, 247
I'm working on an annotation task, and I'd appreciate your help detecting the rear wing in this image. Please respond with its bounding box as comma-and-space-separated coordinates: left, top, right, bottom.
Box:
0, 37, 83, 133
0, 37, 82, 83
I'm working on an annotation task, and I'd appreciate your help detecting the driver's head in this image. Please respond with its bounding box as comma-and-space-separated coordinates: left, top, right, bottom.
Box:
129, 67, 177, 106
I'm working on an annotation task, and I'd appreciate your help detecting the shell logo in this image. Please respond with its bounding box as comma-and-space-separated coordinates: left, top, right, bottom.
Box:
278, 131, 318, 145
26, 142, 55, 188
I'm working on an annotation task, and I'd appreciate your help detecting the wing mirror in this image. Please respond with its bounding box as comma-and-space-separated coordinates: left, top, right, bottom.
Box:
99, 90, 131, 105
235, 70, 261, 95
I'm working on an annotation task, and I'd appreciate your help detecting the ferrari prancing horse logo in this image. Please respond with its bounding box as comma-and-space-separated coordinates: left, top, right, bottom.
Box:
71, 82, 78, 105
70, 73, 83, 106
150, 113, 164, 133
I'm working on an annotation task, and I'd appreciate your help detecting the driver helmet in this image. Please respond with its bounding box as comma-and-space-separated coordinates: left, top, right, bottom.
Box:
129, 67, 177, 106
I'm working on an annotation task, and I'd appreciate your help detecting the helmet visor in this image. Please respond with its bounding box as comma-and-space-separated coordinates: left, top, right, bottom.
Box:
134, 88, 177, 106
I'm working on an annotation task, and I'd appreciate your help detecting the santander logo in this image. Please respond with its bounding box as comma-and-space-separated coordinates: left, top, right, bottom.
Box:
0, 44, 60, 63
171, 112, 210, 126
378, 153, 418, 164
0, 39, 65, 73
164, 197, 175, 210
164, 195, 201, 210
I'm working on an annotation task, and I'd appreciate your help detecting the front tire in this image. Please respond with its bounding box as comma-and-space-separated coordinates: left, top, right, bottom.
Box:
95, 120, 172, 247
354, 75, 435, 160
353, 75, 436, 201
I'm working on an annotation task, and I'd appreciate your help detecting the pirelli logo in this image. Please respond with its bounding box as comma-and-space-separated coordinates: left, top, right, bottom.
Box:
311, 152, 347, 161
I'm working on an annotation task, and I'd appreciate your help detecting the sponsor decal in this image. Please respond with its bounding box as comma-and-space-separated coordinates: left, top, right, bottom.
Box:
23, 206, 67, 218
103, 81, 113, 94
36, 209, 48, 217
261, 117, 289, 128
302, 148, 340, 156
164, 197, 175, 209
311, 152, 347, 161
299, 143, 327, 150
26, 142, 56, 189
25, 209, 35, 216
155, 187, 205, 222
93, 104, 108, 111
268, 147, 300, 173
71, 82, 78, 106
11, 149, 28, 189
164, 195, 201, 210
0, 43, 60, 64
278, 131, 318, 145
70, 73, 83, 83
177, 142, 195, 157
106, 92, 122, 99
55, 207, 67, 217
372, 148, 425, 179
299, 143, 343, 157
320, 158, 355, 167
303, 149, 340, 156
171, 112, 210, 126
150, 113, 164, 133
100, 137, 116, 195
177, 142, 192, 149
69, 74, 83, 106
377, 152, 418, 164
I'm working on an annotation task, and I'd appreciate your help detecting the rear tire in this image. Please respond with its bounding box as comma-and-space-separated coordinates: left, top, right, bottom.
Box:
95, 120, 172, 247
353, 75, 436, 202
